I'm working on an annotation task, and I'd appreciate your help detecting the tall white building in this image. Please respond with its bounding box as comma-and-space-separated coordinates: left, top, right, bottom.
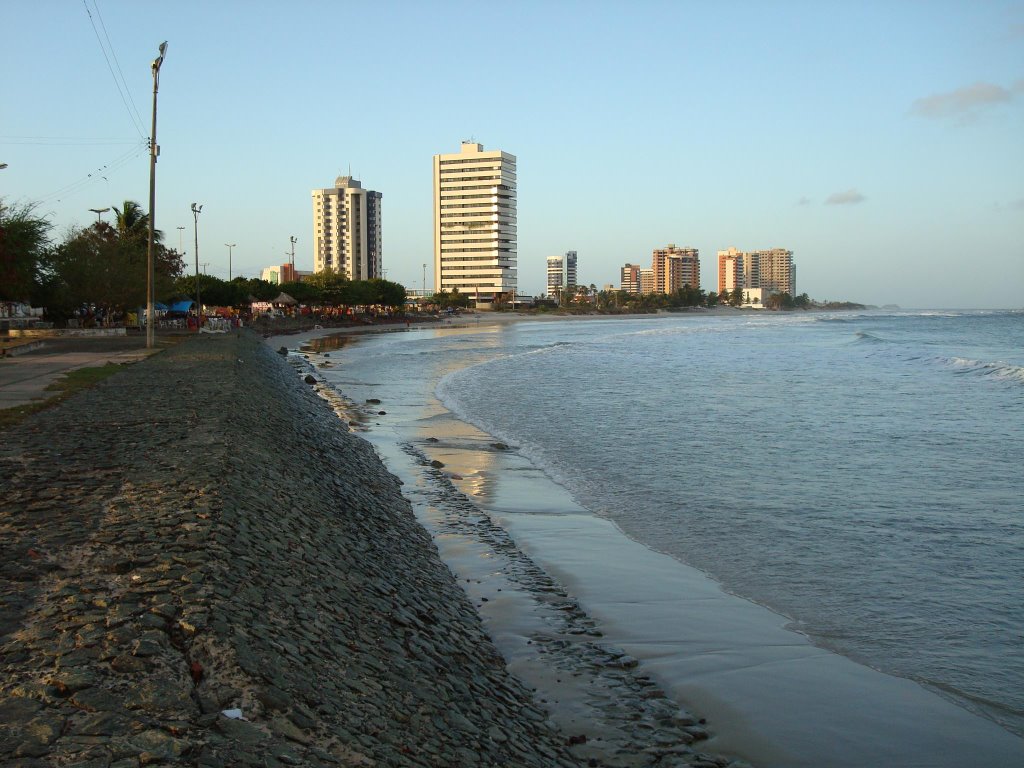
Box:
433, 142, 517, 303
546, 250, 578, 297
311, 176, 382, 280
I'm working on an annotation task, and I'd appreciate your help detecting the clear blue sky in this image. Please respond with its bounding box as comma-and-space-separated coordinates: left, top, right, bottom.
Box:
3, 0, 1022, 307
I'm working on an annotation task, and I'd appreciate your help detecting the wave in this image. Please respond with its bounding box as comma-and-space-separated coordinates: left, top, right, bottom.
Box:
942, 357, 1024, 385
853, 331, 890, 345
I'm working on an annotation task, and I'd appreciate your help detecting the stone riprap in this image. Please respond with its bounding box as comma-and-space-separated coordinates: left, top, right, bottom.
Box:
0, 332, 583, 767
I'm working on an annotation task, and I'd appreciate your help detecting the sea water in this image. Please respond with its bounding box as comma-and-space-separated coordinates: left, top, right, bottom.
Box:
307, 309, 1023, 762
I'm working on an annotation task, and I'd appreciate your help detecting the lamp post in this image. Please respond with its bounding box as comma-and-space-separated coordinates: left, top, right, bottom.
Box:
177, 226, 185, 256
422, 263, 426, 295
191, 202, 202, 328
89, 207, 110, 224
289, 236, 296, 268
146, 41, 167, 350
225, 243, 236, 280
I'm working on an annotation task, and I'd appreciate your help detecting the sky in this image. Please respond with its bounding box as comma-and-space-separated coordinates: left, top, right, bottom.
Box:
2, 0, 1022, 308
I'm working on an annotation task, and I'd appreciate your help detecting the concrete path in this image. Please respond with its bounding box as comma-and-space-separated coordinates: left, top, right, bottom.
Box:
0, 337, 159, 410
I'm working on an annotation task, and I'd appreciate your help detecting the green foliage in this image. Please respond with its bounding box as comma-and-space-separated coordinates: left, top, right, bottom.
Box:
43, 216, 184, 317
240, 277, 278, 302
430, 288, 471, 309
371, 278, 408, 308
277, 280, 319, 304
0, 200, 53, 302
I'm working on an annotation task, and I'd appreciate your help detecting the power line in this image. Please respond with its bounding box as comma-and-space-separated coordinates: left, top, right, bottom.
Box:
39, 142, 148, 203
82, 0, 146, 139
0, 136, 140, 146
91, 0, 145, 134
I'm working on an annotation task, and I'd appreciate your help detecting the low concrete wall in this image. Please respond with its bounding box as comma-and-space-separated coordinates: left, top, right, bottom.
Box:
9, 327, 127, 338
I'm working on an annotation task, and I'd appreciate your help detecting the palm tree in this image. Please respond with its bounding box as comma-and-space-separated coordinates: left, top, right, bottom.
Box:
112, 200, 162, 244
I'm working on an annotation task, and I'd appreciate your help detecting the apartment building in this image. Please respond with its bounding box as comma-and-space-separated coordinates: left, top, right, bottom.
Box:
652, 244, 700, 294
717, 247, 745, 294
717, 247, 796, 295
433, 141, 517, 303
620, 263, 643, 294
547, 250, 578, 296
311, 176, 382, 280
757, 248, 796, 295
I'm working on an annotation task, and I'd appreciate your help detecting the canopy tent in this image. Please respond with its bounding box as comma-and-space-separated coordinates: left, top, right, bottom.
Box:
169, 300, 196, 313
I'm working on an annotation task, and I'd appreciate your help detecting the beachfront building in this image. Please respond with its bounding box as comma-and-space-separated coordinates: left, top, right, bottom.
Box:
640, 268, 655, 294
311, 176, 382, 281
433, 141, 517, 305
717, 247, 745, 295
652, 244, 700, 294
620, 263, 643, 294
546, 251, 578, 297
757, 248, 796, 295
717, 247, 796, 295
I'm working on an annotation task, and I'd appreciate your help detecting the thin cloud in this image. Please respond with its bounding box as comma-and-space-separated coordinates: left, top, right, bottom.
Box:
910, 81, 1016, 119
796, 196, 812, 207
825, 189, 866, 206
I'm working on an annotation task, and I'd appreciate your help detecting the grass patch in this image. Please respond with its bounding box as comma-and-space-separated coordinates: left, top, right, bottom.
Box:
0, 363, 126, 431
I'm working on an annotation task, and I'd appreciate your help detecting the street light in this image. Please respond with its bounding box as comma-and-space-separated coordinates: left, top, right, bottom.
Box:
146, 41, 167, 350
289, 236, 296, 268
191, 202, 202, 327
224, 243, 236, 280
89, 207, 110, 224
177, 226, 185, 256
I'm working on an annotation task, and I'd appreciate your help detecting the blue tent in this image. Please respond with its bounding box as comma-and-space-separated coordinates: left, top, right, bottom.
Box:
154, 302, 169, 311
169, 300, 196, 313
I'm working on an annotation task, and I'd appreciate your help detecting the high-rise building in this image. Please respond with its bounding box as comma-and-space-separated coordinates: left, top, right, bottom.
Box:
620, 263, 643, 294
311, 176, 382, 280
640, 268, 655, 294
652, 244, 700, 294
756, 248, 796, 295
718, 247, 796, 295
433, 141, 517, 303
717, 247, 745, 295
547, 250, 578, 296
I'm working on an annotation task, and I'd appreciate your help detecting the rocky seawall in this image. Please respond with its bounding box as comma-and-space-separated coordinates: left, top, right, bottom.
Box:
0, 332, 582, 767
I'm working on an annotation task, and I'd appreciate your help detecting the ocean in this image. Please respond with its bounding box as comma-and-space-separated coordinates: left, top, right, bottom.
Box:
301, 309, 1024, 766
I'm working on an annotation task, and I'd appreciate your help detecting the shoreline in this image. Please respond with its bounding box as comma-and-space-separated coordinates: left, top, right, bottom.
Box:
0, 332, 588, 766
280, 317, 1024, 768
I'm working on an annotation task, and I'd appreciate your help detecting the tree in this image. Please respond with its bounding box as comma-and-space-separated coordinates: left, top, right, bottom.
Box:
112, 200, 162, 245
278, 280, 320, 304
45, 222, 184, 317
430, 288, 470, 309
0, 200, 52, 302
370, 279, 408, 308
306, 267, 350, 306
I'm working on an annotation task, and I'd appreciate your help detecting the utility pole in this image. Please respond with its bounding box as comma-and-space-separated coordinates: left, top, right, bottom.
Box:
289, 236, 296, 268
191, 203, 202, 326
146, 41, 167, 350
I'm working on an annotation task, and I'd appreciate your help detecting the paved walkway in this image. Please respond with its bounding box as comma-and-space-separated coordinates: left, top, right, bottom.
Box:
0, 336, 161, 410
